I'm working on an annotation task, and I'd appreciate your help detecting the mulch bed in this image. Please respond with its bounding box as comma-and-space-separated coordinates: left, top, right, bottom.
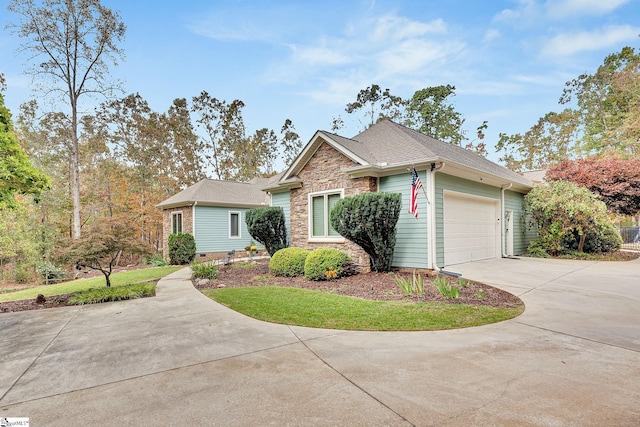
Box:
0, 293, 75, 313
195, 260, 523, 309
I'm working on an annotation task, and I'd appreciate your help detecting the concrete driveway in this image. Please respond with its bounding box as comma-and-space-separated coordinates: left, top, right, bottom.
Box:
1, 256, 638, 426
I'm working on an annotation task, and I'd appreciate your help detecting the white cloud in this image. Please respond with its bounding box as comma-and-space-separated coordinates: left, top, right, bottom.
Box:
545, 0, 631, 18
370, 16, 447, 42
493, 0, 631, 25
483, 29, 501, 43
541, 25, 640, 56
493, 0, 542, 26
289, 41, 351, 66
375, 39, 465, 78
266, 13, 465, 96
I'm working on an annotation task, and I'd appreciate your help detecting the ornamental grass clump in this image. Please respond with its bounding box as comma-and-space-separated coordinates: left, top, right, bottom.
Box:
191, 261, 218, 280
394, 269, 423, 295
434, 275, 460, 299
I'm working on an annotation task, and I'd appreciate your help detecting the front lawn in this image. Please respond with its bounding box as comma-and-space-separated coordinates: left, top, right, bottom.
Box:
0, 266, 183, 303
204, 286, 523, 331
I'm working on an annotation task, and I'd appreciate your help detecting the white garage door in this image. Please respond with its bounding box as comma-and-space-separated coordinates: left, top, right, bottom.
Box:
444, 192, 499, 266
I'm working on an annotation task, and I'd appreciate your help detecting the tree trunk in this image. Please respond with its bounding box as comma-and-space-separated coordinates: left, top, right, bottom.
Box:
71, 97, 82, 239
577, 232, 586, 253
104, 271, 112, 288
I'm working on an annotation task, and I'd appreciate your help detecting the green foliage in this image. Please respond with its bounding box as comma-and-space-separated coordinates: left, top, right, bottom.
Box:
563, 222, 622, 254
344, 84, 406, 128
245, 207, 288, 256
497, 46, 640, 168
0, 91, 50, 208
525, 240, 551, 258
35, 260, 65, 282
304, 248, 352, 281
190, 261, 218, 280
168, 233, 196, 265
143, 253, 169, 267
57, 220, 152, 287
496, 109, 578, 172
458, 277, 469, 288
434, 276, 460, 299
269, 247, 310, 277
394, 270, 424, 295
524, 180, 616, 255
330, 192, 401, 272
406, 84, 466, 146
68, 283, 156, 305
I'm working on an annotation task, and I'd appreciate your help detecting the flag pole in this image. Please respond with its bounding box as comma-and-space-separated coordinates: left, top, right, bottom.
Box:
412, 166, 430, 204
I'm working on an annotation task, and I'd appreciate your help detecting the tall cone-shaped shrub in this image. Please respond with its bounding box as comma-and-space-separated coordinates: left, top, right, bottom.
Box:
330, 192, 401, 272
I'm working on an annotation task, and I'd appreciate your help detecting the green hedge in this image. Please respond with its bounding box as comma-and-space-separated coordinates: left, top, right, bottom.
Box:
304, 248, 352, 281
168, 233, 196, 265
269, 247, 310, 277
245, 207, 288, 256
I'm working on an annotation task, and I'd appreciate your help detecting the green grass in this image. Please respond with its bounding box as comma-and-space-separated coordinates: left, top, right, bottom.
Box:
67, 283, 157, 305
204, 286, 524, 331
0, 266, 183, 303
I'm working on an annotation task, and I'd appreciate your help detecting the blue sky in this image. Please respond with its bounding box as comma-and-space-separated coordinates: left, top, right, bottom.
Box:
1, 0, 639, 166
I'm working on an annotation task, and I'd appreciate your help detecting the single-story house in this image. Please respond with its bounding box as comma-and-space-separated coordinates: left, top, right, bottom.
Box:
159, 119, 535, 270
157, 176, 279, 260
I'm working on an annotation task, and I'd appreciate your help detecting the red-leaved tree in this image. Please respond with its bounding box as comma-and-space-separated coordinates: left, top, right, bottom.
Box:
546, 157, 640, 216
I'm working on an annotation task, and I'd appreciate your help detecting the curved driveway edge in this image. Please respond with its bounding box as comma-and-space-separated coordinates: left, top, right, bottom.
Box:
1, 258, 639, 426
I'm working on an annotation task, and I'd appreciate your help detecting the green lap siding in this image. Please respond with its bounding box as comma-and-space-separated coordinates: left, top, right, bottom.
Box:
194, 206, 255, 252
271, 191, 291, 244
435, 174, 501, 268
504, 190, 534, 255
379, 172, 429, 269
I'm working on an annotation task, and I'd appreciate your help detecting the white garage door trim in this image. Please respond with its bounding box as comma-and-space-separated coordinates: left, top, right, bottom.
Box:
443, 190, 500, 266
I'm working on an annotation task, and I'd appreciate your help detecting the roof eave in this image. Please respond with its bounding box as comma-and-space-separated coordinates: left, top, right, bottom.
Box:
345, 160, 533, 192
158, 200, 269, 209
261, 177, 303, 193
345, 160, 438, 178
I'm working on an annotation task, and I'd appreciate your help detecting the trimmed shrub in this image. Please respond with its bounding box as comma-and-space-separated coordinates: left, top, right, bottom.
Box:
245, 207, 288, 256
330, 192, 401, 272
563, 223, 622, 254
168, 233, 196, 265
191, 260, 218, 280
304, 248, 352, 281
269, 247, 310, 277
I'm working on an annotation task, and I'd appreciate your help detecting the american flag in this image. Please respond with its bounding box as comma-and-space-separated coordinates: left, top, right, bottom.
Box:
409, 168, 423, 219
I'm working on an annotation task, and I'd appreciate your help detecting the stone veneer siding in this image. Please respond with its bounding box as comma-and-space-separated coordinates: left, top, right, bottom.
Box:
162, 206, 193, 259
289, 141, 377, 271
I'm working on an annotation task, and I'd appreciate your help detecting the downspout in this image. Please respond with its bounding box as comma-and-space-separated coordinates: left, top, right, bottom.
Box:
429, 162, 445, 270
500, 183, 512, 257
192, 201, 197, 251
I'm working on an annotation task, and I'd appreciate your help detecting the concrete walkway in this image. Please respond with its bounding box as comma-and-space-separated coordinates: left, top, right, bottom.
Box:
0, 257, 639, 426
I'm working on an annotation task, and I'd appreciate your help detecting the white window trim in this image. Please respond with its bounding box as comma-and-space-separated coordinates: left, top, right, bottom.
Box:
308, 189, 345, 243
171, 211, 183, 234
229, 211, 241, 239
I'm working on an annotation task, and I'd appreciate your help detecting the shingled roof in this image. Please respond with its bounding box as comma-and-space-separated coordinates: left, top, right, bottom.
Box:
157, 176, 276, 209
270, 119, 532, 192
354, 120, 532, 187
